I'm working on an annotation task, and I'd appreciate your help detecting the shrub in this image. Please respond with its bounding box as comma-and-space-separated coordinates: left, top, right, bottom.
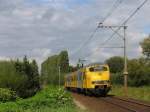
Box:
128, 59, 150, 87
111, 73, 123, 85
0, 88, 17, 102
110, 58, 150, 87
0, 86, 75, 112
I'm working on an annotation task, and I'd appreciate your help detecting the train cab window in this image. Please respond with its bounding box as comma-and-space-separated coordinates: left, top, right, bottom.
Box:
89, 66, 107, 72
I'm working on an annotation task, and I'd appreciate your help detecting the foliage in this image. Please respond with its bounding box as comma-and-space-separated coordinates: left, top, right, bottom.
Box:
110, 57, 150, 87
140, 35, 150, 59
128, 58, 150, 86
110, 85, 150, 102
14, 56, 40, 98
107, 37, 150, 87
58, 51, 69, 73
41, 50, 70, 85
0, 61, 28, 92
41, 55, 59, 85
0, 56, 40, 98
111, 73, 123, 85
68, 65, 78, 72
105, 56, 124, 73
0, 86, 77, 112
0, 88, 17, 102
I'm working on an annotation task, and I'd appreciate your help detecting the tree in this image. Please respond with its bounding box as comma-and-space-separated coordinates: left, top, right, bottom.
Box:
128, 59, 150, 86
140, 35, 150, 59
58, 51, 69, 73
0, 57, 40, 98
105, 56, 124, 73
41, 55, 59, 85
14, 56, 40, 98
41, 50, 70, 85
31, 60, 39, 77
31, 60, 40, 90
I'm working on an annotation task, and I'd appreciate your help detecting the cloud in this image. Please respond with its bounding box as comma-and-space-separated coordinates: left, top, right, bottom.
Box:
0, 56, 10, 61
27, 48, 52, 69
0, 0, 149, 67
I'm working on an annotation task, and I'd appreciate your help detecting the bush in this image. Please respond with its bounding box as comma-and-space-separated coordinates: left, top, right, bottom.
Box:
110, 58, 150, 87
0, 88, 17, 102
111, 73, 123, 85
128, 59, 150, 86
0, 86, 75, 112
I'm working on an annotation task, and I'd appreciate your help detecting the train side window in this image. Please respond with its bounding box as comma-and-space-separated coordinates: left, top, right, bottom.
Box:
89, 67, 94, 72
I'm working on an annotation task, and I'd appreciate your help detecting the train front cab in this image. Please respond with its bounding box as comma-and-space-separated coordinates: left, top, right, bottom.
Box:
84, 65, 111, 95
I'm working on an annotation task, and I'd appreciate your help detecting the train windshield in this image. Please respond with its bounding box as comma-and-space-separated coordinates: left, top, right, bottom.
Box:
89, 66, 107, 72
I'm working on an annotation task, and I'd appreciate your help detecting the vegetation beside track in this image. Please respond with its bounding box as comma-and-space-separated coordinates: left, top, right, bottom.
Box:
110, 85, 150, 102
0, 86, 81, 112
0, 56, 40, 99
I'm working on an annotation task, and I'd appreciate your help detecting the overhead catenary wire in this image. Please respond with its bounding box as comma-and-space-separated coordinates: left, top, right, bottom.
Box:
101, 0, 123, 23
85, 0, 148, 60
70, 0, 123, 58
70, 27, 98, 57
98, 0, 148, 47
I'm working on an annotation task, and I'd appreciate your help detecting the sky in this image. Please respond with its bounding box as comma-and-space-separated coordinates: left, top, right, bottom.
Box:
0, 0, 149, 66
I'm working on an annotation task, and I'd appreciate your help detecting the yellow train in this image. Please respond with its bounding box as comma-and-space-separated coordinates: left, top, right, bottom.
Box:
64, 63, 111, 95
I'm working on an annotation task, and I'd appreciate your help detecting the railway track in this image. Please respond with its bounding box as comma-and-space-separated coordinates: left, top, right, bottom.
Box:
101, 96, 150, 112
72, 93, 150, 112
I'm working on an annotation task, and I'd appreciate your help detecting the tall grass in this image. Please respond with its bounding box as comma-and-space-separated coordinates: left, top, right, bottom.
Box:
110, 85, 150, 102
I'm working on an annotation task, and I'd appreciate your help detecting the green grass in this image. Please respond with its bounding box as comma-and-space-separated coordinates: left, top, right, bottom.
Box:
109, 85, 150, 102
0, 86, 81, 112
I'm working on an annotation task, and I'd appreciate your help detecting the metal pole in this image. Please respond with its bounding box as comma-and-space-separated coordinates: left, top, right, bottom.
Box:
123, 25, 128, 97
58, 66, 61, 89
98, 24, 129, 96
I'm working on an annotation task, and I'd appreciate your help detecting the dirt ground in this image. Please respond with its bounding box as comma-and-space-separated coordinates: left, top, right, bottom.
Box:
72, 93, 131, 112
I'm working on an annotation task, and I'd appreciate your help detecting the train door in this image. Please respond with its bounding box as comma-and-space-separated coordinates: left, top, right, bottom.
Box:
77, 70, 83, 89
82, 69, 86, 88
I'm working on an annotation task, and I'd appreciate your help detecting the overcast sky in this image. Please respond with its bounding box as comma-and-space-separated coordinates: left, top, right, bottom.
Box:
0, 0, 149, 66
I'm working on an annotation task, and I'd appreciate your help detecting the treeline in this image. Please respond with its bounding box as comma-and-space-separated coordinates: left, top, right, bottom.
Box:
0, 56, 40, 99
106, 36, 150, 87
41, 50, 72, 85
106, 56, 150, 87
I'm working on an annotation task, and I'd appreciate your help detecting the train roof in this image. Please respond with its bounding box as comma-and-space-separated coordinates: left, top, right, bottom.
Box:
65, 62, 108, 78
84, 62, 107, 67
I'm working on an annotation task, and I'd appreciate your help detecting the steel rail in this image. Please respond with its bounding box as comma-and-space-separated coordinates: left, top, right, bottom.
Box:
100, 96, 150, 112
101, 98, 137, 112
112, 96, 150, 108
